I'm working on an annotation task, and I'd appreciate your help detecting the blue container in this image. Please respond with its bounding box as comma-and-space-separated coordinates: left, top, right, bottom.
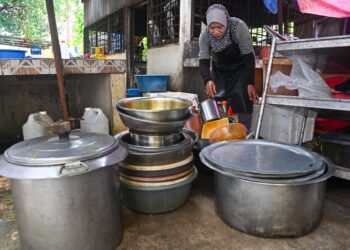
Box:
125, 88, 142, 97
0, 49, 26, 59
135, 74, 169, 92
31, 46, 42, 55
127, 88, 141, 95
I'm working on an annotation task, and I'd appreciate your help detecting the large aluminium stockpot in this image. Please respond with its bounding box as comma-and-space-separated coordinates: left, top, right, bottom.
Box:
200, 140, 334, 238
0, 131, 128, 250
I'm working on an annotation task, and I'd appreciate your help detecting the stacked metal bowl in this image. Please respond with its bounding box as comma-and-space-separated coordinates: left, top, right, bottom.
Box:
115, 97, 198, 214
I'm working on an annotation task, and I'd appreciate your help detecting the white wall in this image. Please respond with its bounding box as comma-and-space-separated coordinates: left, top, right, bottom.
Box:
147, 44, 183, 90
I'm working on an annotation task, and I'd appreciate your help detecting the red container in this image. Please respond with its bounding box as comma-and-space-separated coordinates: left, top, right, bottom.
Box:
315, 118, 350, 132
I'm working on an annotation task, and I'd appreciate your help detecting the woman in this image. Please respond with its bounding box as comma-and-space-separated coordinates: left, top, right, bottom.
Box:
199, 4, 259, 129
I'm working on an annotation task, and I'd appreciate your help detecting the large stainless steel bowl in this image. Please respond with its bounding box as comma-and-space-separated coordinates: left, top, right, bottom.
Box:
128, 131, 183, 147
118, 110, 191, 134
115, 129, 197, 166
116, 97, 192, 122
120, 166, 198, 214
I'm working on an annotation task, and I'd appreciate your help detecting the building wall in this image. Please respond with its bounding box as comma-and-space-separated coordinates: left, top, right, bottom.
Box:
0, 75, 81, 140
147, 44, 183, 91
106, 53, 126, 60
0, 74, 121, 141
84, 0, 145, 27
84, 0, 123, 27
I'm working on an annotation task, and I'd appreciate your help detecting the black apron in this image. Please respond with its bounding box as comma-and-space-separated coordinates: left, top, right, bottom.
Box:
211, 42, 253, 114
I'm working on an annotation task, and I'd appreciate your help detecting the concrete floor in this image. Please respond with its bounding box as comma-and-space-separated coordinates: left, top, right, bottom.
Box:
1, 165, 350, 250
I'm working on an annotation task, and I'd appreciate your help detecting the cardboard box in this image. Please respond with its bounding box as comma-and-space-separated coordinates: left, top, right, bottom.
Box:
263, 58, 298, 96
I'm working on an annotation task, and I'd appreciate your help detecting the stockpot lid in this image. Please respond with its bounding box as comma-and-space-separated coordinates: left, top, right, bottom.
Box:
201, 140, 324, 178
0, 132, 128, 179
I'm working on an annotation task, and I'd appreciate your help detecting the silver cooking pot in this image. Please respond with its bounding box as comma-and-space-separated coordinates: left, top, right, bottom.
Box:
0, 131, 128, 250
200, 140, 335, 238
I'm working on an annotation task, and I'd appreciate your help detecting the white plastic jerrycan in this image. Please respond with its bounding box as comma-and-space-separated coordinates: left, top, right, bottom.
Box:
22, 111, 54, 140
80, 108, 109, 134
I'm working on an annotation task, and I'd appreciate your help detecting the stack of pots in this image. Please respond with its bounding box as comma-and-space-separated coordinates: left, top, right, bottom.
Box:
116, 97, 198, 214
200, 140, 335, 238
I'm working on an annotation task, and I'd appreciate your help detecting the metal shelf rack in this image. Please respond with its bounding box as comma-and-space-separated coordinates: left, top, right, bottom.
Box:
255, 27, 350, 180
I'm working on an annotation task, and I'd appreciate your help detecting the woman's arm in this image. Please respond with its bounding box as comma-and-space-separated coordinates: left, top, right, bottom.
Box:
198, 28, 212, 85
198, 28, 217, 98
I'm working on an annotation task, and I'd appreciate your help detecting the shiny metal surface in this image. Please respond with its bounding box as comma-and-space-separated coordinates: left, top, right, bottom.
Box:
200, 151, 334, 237
200, 152, 327, 184
129, 131, 182, 147
119, 131, 190, 152
120, 166, 198, 214
4, 132, 119, 166
118, 110, 191, 134
119, 154, 193, 177
0, 142, 128, 179
202, 140, 323, 178
200, 99, 221, 123
11, 167, 122, 250
116, 97, 192, 122
115, 129, 196, 166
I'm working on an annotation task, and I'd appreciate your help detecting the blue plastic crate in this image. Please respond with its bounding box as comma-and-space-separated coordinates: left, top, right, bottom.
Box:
135, 74, 169, 92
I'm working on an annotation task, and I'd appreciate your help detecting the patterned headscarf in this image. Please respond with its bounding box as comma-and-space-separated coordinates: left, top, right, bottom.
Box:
206, 4, 239, 53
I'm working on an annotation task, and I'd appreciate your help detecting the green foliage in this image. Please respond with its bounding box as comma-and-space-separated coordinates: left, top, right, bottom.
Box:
0, 0, 84, 51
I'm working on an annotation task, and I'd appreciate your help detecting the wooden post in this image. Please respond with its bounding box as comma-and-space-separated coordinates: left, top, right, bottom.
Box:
45, 0, 69, 121
125, 6, 133, 89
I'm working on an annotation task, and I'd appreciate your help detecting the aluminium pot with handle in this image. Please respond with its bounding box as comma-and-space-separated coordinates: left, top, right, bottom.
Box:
200, 140, 335, 238
0, 130, 128, 250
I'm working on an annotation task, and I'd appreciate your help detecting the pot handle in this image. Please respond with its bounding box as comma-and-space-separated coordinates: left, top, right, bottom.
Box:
59, 162, 89, 177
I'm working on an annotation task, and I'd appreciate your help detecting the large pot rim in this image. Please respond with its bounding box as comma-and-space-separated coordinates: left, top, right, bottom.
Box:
200, 152, 335, 186
116, 96, 192, 114
0, 142, 128, 180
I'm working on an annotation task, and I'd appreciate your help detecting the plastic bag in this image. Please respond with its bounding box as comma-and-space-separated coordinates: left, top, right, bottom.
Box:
263, 0, 278, 14
270, 56, 332, 98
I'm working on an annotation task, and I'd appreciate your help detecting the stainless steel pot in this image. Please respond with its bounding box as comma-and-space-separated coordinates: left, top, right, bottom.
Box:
116, 97, 192, 122
0, 131, 128, 250
199, 140, 335, 238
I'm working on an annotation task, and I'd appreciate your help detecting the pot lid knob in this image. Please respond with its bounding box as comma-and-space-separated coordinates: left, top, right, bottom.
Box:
49, 121, 71, 140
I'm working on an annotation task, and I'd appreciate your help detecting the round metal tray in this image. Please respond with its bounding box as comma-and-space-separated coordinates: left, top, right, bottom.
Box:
201, 140, 324, 179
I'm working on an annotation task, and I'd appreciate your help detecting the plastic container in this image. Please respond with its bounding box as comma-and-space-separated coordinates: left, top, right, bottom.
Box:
80, 108, 109, 134
22, 111, 54, 140
315, 118, 350, 132
251, 104, 317, 144
125, 88, 142, 97
135, 74, 169, 92
30, 46, 42, 55
0, 49, 26, 59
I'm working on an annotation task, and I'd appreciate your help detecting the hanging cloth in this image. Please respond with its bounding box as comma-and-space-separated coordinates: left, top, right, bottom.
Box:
263, 0, 278, 14
296, 0, 350, 18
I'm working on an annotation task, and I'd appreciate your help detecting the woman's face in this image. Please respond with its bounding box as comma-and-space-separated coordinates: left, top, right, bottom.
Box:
208, 22, 227, 39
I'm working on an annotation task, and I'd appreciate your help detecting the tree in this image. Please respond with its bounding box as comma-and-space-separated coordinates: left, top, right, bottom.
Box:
0, 0, 83, 50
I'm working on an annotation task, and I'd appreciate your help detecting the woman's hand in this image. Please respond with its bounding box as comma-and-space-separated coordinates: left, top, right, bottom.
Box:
247, 85, 259, 103
205, 81, 217, 98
